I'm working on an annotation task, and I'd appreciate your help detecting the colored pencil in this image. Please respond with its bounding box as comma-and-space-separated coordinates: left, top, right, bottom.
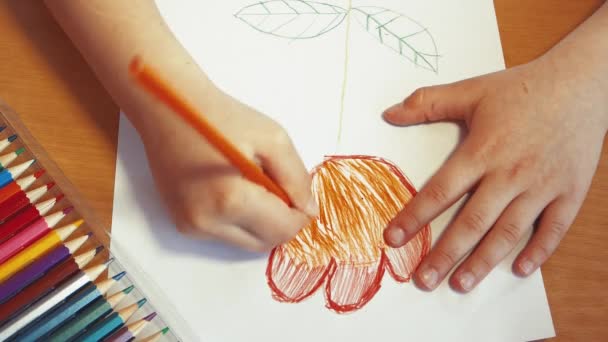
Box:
0, 218, 82, 282
0, 207, 73, 267
0, 134, 17, 153
0, 159, 36, 189
0, 241, 98, 304
129, 56, 292, 206
0, 259, 113, 339
15, 272, 127, 342
104, 311, 157, 342
0, 182, 54, 223
140, 327, 171, 342
48, 285, 134, 342
0, 126, 5, 133
0, 169, 46, 205
0, 195, 62, 243
0, 147, 25, 171
78, 298, 147, 342
0, 247, 98, 323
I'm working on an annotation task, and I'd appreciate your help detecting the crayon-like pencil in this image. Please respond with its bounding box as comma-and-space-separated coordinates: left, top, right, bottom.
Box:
0, 182, 54, 223
0, 159, 36, 189
0, 195, 62, 243
0, 241, 97, 304
0, 259, 112, 339
0, 219, 82, 282
0, 147, 25, 171
0, 246, 98, 322
0, 169, 46, 205
16, 272, 127, 342
48, 285, 134, 342
104, 311, 157, 342
0, 208, 73, 267
78, 298, 147, 342
140, 327, 171, 342
0, 135, 17, 153
129, 57, 292, 206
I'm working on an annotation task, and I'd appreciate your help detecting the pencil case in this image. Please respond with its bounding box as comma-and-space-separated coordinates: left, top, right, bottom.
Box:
0, 98, 194, 341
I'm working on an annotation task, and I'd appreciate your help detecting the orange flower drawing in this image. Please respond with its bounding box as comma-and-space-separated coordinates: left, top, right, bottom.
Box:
266, 155, 431, 313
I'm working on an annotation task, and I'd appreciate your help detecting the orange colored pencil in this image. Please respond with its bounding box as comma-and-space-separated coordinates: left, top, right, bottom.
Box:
129, 56, 292, 206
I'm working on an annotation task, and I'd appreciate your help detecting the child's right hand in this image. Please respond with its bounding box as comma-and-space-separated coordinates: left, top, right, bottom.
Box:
135, 85, 318, 252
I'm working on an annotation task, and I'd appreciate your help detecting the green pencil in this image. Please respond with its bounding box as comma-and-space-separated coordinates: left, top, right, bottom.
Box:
78, 298, 146, 342
48, 285, 134, 342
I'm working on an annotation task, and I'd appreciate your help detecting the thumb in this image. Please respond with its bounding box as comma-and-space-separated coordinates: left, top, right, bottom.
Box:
383, 78, 484, 126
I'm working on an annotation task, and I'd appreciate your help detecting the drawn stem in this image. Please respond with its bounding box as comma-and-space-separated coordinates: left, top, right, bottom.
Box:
335, 1, 352, 150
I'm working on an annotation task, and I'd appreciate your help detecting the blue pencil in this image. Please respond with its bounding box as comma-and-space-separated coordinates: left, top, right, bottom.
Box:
12, 272, 127, 342
78, 298, 147, 342
0, 159, 35, 189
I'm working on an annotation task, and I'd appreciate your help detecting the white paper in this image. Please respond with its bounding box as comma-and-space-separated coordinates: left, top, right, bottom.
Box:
111, 1, 555, 341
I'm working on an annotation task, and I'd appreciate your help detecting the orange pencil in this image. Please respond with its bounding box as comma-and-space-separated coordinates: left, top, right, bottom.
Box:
128, 56, 292, 206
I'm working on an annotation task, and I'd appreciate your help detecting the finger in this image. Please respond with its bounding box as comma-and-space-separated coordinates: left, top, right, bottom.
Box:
450, 192, 546, 292
197, 223, 269, 253
382, 77, 484, 126
411, 175, 520, 291
224, 179, 311, 248
513, 196, 580, 277
384, 142, 485, 247
256, 127, 318, 218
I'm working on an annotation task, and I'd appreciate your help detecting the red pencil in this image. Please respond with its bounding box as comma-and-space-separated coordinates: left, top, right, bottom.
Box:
0, 250, 98, 324
0, 170, 45, 205
0, 207, 72, 264
0, 195, 63, 244
0, 183, 54, 223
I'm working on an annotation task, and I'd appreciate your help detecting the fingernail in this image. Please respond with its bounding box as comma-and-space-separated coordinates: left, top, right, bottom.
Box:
382, 103, 400, 118
519, 260, 535, 275
419, 266, 438, 288
458, 272, 475, 291
304, 197, 319, 217
384, 226, 407, 247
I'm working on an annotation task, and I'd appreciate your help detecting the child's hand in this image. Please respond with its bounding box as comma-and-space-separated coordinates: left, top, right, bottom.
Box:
383, 53, 608, 292
137, 86, 317, 252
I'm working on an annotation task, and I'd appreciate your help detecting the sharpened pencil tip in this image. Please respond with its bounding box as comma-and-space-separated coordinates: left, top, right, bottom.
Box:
34, 169, 46, 178
8, 134, 17, 142
137, 298, 147, 308
143, 311, 156, 321
112, 271, 127, 281
15, 147, 25, 155
123, 285, 135, 294
62, 205, 73, 214
94, 245, 104, 254
161, 327, 170, 335
74, 219, 84, 227
46, 181, 55, 189
103, 258, 115, 267
0, 126, 5, 133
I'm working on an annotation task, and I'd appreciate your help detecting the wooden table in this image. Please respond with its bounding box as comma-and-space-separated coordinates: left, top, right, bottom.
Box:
0, 0, 606, 340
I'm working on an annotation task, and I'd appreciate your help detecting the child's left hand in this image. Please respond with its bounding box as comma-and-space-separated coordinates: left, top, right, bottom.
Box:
382, 46, 607, 292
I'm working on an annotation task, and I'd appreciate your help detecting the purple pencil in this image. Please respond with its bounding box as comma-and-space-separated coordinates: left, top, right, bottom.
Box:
0, 236, 98, 304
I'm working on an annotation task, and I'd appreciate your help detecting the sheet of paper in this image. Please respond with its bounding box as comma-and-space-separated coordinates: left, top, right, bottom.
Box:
111, 1, 555, 341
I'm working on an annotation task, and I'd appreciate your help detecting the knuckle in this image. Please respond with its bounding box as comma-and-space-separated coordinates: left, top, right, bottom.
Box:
433, 248, 459, 268
408, 87, 429, 108
268, 124, 291, 147
212, 182, 246, 216
461, 211, 487, 236
532, 243, 554, 262
545, 220, 568, 242
473, 254, 494, 274
498, 222, 523, 246
422, 182, 449, 206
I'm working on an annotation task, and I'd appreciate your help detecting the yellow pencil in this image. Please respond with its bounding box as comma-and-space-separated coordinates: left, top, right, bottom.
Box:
0, 220, 83, 283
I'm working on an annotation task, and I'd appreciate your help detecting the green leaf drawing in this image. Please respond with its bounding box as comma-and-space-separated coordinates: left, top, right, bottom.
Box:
234, 1, 347, 39
351, 7, 439, 73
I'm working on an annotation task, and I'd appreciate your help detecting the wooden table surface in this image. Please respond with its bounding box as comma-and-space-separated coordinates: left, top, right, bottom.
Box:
0, 0, 606, 340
